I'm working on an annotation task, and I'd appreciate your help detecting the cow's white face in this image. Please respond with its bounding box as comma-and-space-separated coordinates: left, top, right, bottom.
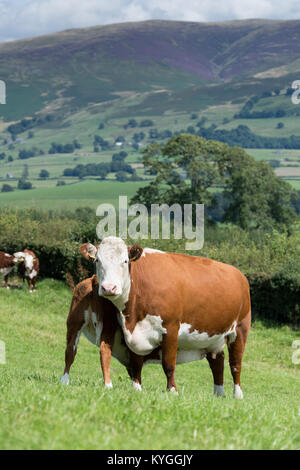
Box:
96, 237, 130, 298
80, 237, 143, 310
14, 252, 34, 272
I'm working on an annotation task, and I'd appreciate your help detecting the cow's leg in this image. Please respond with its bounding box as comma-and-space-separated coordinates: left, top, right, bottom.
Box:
206, 351, 225, 397
228, 312, 251, 399
27, 278, 33, 293
128, 350, 144, 391
161, 324, 179, 393
60, 318, 84, 385
4, 274, 9, 289
31, 277, 37, 291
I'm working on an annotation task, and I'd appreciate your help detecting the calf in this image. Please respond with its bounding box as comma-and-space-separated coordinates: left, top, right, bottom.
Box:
0, 251, 17, 288
14, 249, 39, 292
60, 275, 160, 389
80, 237, 251, 398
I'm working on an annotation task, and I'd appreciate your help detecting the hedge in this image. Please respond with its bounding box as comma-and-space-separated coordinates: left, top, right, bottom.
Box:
1, 239, 299, 327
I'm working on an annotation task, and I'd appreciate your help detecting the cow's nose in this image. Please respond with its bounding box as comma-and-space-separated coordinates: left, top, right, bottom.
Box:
101, 283, 118, 296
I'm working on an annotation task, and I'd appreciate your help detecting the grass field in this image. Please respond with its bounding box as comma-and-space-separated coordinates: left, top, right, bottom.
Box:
0, 179, 147, 210
0, 279, 299, 450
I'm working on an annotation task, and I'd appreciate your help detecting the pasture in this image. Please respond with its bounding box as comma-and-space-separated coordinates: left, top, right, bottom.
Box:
0, 179, 146, 210
0, 279, 299, 450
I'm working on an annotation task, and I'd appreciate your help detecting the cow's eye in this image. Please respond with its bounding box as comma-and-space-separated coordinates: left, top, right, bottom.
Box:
124, 260, 128, 264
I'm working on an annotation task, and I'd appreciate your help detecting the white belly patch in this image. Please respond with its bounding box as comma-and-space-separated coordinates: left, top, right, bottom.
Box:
119, 313, 167, 355
177, 322, 237, 355
0, 267, 13, 277
125, 320, 237, 364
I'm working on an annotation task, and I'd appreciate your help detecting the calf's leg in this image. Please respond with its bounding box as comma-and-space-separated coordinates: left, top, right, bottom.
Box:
60, 317, 84, 385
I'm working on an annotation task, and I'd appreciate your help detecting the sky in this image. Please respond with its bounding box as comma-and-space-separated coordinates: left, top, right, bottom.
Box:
0, 0, 299, 42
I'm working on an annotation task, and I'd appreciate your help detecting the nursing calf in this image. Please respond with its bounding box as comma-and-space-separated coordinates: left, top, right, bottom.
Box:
60, 275, 160, 389
80, 237, 251, 398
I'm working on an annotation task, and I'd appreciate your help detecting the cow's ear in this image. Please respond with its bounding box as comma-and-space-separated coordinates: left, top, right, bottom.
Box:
79, 243, 97, 261
128, 244, 143, 262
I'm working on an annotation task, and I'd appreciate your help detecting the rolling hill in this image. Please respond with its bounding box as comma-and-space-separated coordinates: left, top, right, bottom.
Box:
1, 19, 300, 208
1, 19, 300, 121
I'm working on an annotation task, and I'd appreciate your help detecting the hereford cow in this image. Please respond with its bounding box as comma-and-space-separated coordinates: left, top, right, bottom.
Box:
0, 251, 17, 288
80, 237, 251, 398
60, 275, 161, 389
14, 249, 39, 292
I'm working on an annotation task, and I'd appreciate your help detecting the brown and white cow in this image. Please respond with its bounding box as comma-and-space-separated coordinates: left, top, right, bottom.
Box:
60, 274, 161, 389
0, 251, 18, 288
80, 237, 251, 398
14, 249, 39, 292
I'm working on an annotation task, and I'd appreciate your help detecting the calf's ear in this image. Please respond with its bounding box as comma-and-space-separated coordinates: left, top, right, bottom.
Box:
79, 243, 97, 261
128, 244, 143, 262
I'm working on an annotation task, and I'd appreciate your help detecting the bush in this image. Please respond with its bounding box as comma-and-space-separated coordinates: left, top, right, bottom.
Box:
1, 184, 14, 192
0, 209, 298, 325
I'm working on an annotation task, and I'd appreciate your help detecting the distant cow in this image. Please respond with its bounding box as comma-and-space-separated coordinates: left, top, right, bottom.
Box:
0, 251, 17, 289
14, 249, 39, 292
80, 237, 251, 398
60, 275, 161, 389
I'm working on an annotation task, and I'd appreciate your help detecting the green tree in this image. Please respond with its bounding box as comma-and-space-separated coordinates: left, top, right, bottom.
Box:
1, 184, 14, 192
40, 169, 50, 179
131, 134, 296, 230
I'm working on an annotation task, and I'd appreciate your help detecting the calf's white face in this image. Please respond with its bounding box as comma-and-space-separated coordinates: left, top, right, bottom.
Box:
80, 237, 143, 308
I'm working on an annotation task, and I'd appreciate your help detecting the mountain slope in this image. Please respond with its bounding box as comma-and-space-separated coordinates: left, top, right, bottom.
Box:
1, 19, 300, 121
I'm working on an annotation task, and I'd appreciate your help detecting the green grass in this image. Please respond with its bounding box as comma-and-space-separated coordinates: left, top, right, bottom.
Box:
0, 278, 299, 450
0, 179, 147, 210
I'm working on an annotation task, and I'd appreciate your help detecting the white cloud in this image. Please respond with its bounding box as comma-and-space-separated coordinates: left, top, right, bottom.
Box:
0, 0, 300, 42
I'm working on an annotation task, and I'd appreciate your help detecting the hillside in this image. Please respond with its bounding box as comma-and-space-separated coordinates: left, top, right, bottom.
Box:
0, 19, 300, 205
1, 19, 300, 120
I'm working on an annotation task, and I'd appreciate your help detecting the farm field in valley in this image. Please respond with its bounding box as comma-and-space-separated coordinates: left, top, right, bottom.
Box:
0, 279, 299, 450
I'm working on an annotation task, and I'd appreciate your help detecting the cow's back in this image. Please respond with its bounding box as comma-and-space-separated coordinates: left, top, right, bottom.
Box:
129, 251, 250, 335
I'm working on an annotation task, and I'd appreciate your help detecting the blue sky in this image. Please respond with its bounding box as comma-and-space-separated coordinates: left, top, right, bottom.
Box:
0, 0, 300, 42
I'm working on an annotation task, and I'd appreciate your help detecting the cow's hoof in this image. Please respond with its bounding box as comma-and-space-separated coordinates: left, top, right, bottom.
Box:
233, 384, 243, 399
214, 385, 226, 397
104, 382, 113, 389
132, 381, 142, 391
168, 387, 179, 395
60, 373, 69, 385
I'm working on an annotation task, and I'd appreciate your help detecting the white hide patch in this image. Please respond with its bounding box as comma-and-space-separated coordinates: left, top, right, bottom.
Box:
60, 373, 69, 385
177, 322, 237, 357
81, 309, 103, 347
29, 269, 37, 280
132, 381, 142, 391
0, 267, 13, 277
214, 385, 226, 397
141, 248, 165, 257
234, 384, 243, 399
110, 328, 130, 367
119, 313, 167, 355
137, 321, 237, 366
